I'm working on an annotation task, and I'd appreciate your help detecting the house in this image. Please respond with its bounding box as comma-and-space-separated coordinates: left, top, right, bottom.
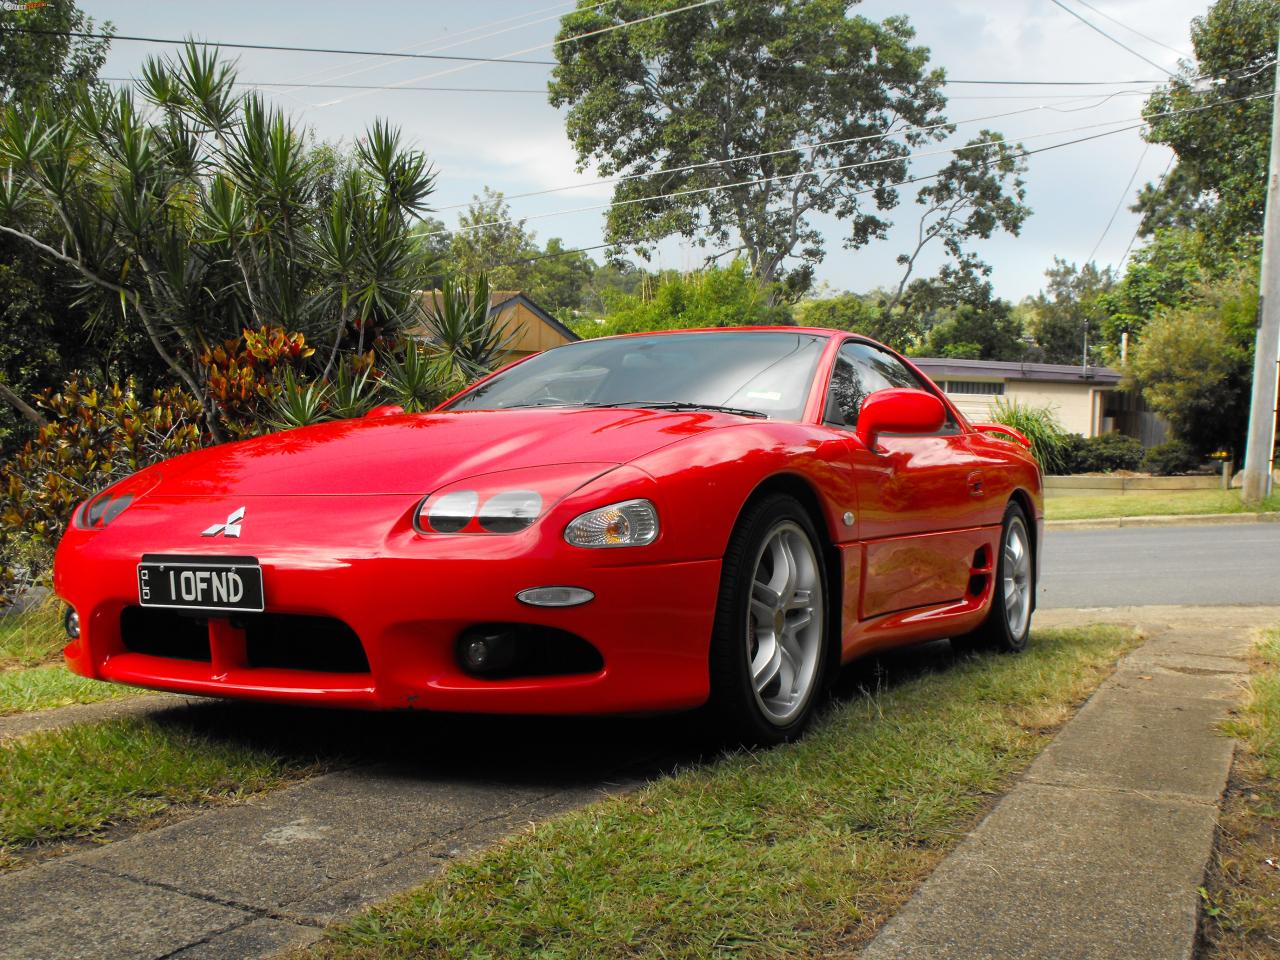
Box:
910, 357, 1168, 446
413, 290, 579, 364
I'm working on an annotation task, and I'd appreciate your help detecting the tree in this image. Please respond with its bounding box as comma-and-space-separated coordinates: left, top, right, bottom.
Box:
886, 132, 1030, 311
525, 239, 597, 318
796, 293, 893, 343
580, 260, 790, 337
1141, 0, 1279, 244
448, 188, 538, 290
0, 0, 123, 450
0, 43, 436, 440
917, 299, 1025, 360
549, 0, 956, 295
1022, 260, 1114, 365
1126, 272, 1257, 456
0, 0, 110, 106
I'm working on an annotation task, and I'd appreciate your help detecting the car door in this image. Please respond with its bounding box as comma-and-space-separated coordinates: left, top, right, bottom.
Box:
824, 340, 991, 620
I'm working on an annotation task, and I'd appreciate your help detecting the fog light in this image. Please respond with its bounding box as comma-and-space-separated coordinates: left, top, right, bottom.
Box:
64, 607, 81, 640
516, 586, 595, 608
457, 627, 518, 675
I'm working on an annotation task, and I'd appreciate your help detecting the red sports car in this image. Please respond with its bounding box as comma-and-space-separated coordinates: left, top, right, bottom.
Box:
55, 328, 1041, 743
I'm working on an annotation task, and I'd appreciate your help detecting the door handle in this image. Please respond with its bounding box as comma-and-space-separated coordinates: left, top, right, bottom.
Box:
967, 471, 985, 497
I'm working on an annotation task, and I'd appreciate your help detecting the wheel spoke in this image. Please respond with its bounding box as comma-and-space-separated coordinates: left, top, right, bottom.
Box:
752, 634, 783, 693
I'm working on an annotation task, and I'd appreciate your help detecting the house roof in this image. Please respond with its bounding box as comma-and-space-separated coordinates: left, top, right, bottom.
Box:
910, 356, 1123, 386
415, 290, 580, 344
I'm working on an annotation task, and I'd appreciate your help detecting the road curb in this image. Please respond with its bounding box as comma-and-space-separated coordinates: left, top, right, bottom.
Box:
1047, 511, 1280, 530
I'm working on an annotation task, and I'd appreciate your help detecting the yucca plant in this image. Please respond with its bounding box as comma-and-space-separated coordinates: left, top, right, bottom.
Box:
270, 368, 330, 429
420, 273, 516, 380
991, 397, 1068, 474
327, 360, 377, 420
379, 339, 461, 413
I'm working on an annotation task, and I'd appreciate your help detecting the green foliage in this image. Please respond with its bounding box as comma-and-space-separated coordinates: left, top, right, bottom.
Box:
917, 300, 1026, 361
1142, 0, 1279, 244
1142, 439, 1203, 476
796, 292, 892, 340
1126, 271, 1256, 457
0, 43, 436, 441
581, 261, 790, 338
447, 188, 537, 289
378, 340, 462, 413
0, 0, 110, 107
419, 273, 516, 379
990, 397, 1067, 474
549, 0, 950, 291
0, 376, 203, 592
1022, 259, 1114, 365
1059, 433, 1145, 474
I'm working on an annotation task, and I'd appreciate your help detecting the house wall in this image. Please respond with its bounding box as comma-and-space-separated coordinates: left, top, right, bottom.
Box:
937, 380, 1111, 436
1003, 381, 1104, 436
497, 303, 576, 359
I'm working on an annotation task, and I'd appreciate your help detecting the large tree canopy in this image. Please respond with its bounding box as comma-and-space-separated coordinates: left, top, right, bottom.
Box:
1141, 0, 1279, 243
549, 0, 968, 293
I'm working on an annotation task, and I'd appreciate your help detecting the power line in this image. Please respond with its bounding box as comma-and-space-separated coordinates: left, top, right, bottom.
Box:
264, 2, 610, 97
315, 0, 721, 108
1067, 0, 1192, 59
1046, 0, 1178, 78
0, 25, 559, 65
1120, 155, 1175, 265
102, 77, 548, 95
491, 124, 1160, 270
1087, 141, 1151, 263
434, 88, 1154, 213
441, 91, 1273, 239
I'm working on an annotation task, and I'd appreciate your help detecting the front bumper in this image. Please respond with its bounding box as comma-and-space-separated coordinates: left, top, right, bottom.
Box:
54, 495, 722, 715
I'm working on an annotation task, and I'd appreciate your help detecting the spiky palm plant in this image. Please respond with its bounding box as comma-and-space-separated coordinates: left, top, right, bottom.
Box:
420, 273, 516, 380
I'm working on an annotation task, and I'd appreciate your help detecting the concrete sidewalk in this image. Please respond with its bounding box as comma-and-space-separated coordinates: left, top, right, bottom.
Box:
859, 605, 1279, 960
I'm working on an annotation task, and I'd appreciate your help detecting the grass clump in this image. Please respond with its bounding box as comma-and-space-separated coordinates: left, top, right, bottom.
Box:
0, 715, 318, 860
0, 606, 65, 670
0, 664, 136, 715
1199, 627, 1280, 959
302, 624, 1138, 960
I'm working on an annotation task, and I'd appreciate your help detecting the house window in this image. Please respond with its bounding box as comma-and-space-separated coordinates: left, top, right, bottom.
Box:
943, 380, 1005, 396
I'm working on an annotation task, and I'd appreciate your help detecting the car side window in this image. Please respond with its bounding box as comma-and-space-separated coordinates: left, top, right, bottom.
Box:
824, 341, 954, 431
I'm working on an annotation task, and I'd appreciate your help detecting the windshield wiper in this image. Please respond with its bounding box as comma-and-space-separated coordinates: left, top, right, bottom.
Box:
604, 400, 767, 419
503, 399, 767, 418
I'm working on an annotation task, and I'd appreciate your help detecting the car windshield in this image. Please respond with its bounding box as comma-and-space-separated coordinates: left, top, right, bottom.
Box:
446, 331, 828, 421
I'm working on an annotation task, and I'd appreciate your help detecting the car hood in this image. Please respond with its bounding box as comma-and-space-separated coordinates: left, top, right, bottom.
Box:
145, 406, 748, 497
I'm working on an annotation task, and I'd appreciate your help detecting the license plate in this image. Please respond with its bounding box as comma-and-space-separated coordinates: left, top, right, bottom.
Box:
137, 554, 265, 613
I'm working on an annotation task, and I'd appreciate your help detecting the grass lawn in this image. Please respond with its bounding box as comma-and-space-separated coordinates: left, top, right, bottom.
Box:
1046, 489, 1280, 522
0, 605, 141, 715
299, 624, 1139, 960
0, 714, 322, 869
1198, 626, 1280, 959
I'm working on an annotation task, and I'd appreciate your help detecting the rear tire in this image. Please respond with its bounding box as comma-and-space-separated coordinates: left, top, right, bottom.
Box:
954, 502, 1034, 655
708, 493, 829, 745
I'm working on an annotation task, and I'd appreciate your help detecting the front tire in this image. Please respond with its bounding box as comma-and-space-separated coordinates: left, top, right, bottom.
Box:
955, 502, 1034, 654
708, 494, 829, 745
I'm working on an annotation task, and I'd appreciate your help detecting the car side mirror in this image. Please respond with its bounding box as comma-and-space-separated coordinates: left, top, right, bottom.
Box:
855, 388, 946, 450
365, 405, 405, 419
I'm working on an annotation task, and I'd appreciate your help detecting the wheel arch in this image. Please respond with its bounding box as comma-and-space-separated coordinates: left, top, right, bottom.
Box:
735, 472, 845, 685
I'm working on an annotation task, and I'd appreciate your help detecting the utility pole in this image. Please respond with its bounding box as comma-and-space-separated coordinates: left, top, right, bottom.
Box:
1242, 27, 1280, 503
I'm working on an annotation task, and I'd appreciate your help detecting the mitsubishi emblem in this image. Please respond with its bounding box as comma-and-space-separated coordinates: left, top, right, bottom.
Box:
202, 506, 245, 538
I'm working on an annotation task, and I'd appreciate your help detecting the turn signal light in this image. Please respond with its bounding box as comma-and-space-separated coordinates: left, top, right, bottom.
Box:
564, 499, 658, 548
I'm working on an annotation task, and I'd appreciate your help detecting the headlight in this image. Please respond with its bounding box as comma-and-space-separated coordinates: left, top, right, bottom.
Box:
564, 499, 659, 548
413, 464, 615, 536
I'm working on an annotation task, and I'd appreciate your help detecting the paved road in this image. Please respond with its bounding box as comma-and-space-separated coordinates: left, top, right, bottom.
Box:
1039, 521, 1280, 609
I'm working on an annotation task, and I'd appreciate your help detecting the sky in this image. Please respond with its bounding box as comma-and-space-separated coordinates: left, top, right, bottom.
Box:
77, 0, 1210, 301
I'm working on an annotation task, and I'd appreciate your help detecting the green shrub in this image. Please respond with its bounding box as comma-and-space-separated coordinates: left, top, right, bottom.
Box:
991, 397, 1067, 474
1058, 432, 1144, 474
1142, 439, 1202, 476
0, 376, 202, 600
